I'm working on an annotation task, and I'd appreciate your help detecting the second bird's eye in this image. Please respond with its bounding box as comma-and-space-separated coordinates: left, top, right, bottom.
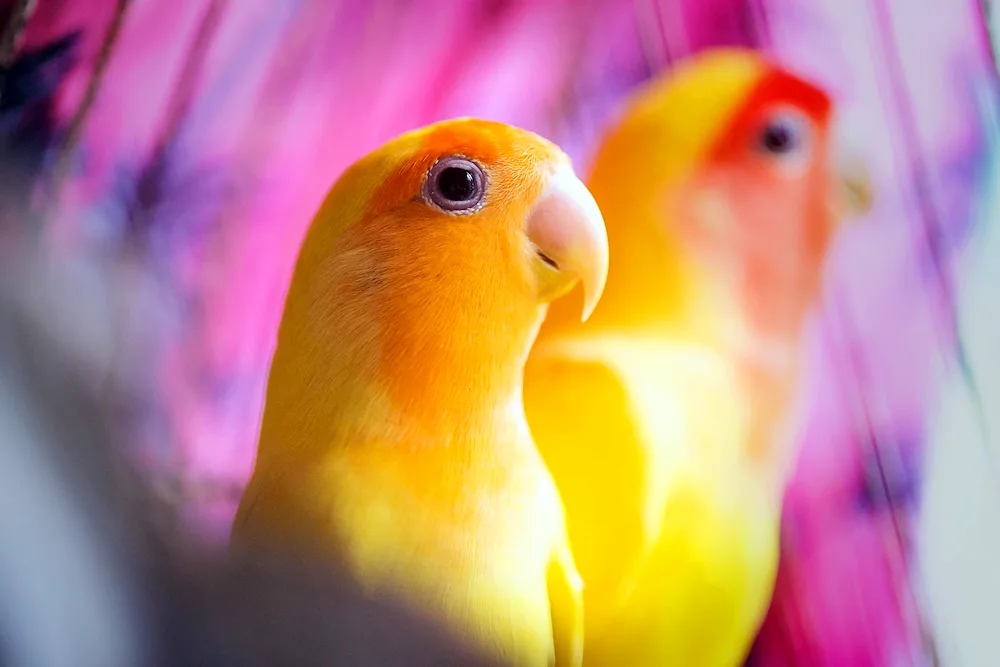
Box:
761, 122, 795, 153
755, 110, 810, 158
423, 156, 487, 213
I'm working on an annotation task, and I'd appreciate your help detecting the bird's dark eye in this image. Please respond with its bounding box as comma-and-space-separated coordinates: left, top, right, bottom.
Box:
755, 110, 811, 159
439, 167, 475, 201
423, 156, 487, 213
761, 122, 795, 153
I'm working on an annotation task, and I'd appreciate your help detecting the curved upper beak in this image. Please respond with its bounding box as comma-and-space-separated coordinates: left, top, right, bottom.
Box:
525, 164, 609, 322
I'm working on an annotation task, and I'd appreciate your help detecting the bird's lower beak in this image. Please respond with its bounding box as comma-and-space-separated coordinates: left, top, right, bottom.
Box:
525, 164, 609, 322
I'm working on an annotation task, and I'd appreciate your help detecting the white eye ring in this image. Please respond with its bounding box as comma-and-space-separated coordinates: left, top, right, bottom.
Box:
754, 107, 813, 174
421, 155, 487, 214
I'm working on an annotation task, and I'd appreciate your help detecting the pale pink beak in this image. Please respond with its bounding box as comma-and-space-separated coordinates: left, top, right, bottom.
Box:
525, 165, 609, 322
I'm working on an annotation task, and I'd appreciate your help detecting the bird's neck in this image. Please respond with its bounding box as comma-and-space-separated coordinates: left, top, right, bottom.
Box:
256, 294, 544, 469
367, 314, 540, 446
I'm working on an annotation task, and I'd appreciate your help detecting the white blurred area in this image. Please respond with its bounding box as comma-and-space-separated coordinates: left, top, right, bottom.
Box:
918, 95, 1000, 667
0, 237, 502, 667
0, 244, 151, 667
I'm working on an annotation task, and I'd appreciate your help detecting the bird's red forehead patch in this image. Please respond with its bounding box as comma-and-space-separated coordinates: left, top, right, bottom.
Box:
705, 66, 833, 160
748, 68, 832, 122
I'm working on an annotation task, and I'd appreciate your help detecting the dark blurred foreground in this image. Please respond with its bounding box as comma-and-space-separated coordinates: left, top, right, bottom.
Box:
0, 245, 501, 667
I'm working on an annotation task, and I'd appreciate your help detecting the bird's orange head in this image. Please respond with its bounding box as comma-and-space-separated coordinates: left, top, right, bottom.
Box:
261, 118, 608, 453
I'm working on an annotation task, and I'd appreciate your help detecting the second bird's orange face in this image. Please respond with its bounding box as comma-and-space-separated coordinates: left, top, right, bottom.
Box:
666, 67, 839, 340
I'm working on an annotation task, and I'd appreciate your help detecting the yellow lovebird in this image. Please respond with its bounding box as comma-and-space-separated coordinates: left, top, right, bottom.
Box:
524, 48, 871, 667
231, 118, 609, 667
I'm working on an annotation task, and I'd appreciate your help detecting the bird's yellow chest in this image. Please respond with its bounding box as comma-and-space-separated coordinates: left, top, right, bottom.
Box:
544, 337, 783, 667
629, 351, 783, 667
653, 477, 780, 648
320, 446, 564, 665
590, 476, 780, 667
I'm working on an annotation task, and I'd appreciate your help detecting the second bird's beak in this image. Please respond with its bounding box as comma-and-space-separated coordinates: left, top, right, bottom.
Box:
836, 156, 874, 218
829, 130, 875, 221
525, 164, 609, 322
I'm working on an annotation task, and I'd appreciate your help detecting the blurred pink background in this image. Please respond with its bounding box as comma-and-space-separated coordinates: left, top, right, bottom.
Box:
3, 0, 996, 664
